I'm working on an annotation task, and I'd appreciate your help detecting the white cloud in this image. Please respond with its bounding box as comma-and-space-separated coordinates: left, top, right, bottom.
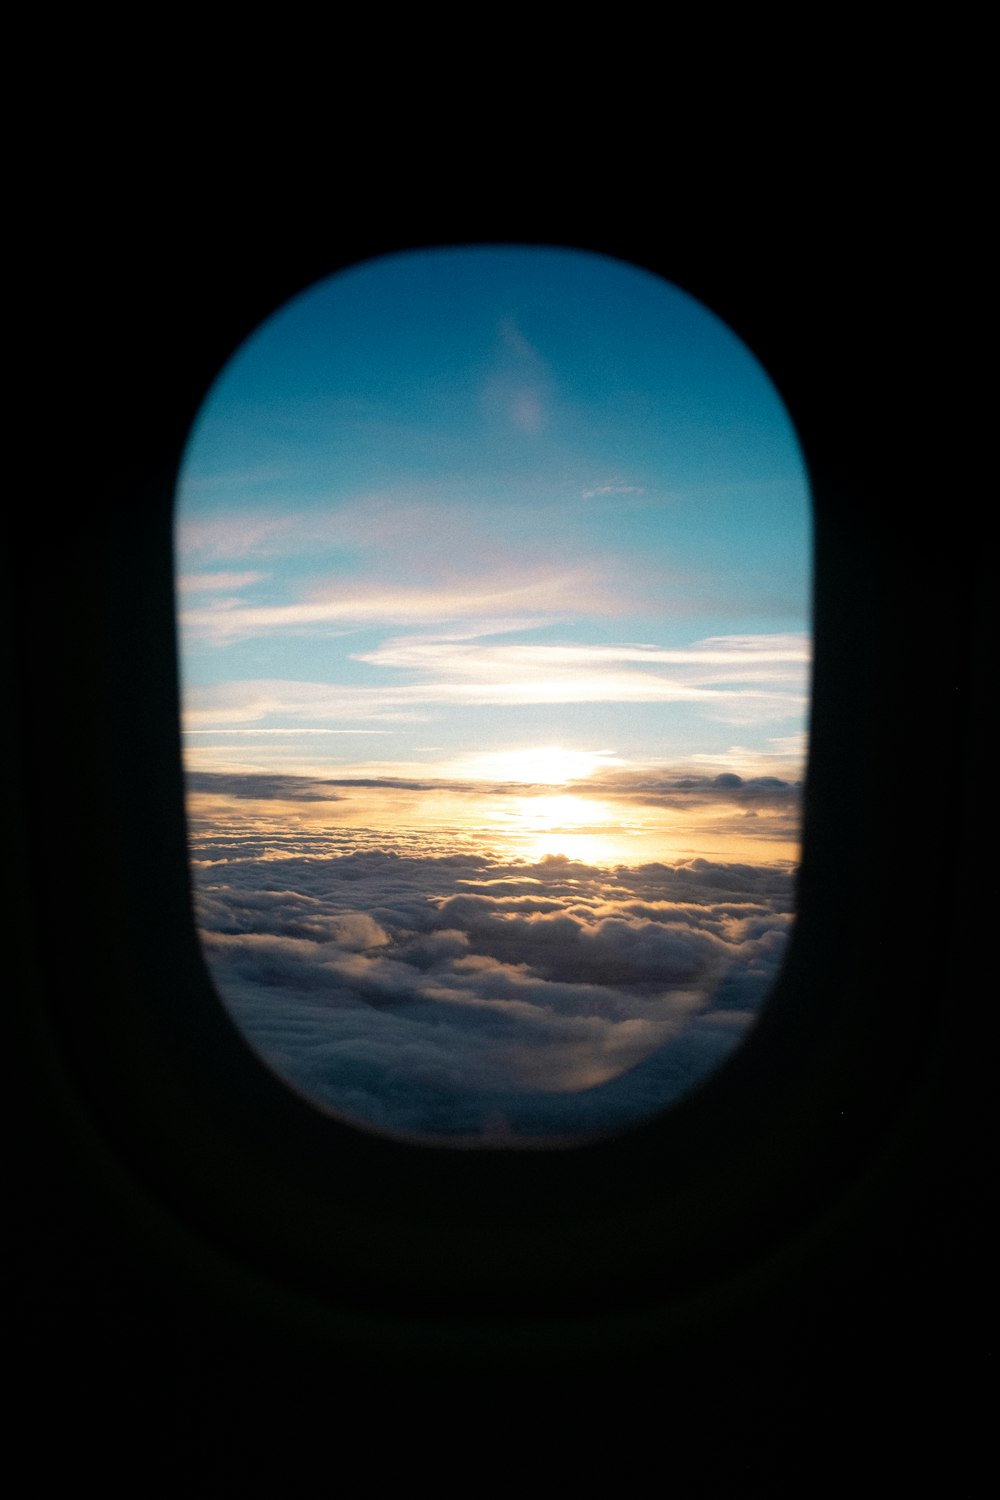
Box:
179, 569, 617, 643
180, 631, 810, 730
189, 834, 795, 1139
176, 571, 269, 593
358, 634, 808, 672
581, 482, 647, 498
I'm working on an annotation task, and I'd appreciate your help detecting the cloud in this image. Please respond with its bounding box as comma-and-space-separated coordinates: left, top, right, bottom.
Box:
188, 828, 795, 1141
181, 680, 431, 728
176, 571, 269, 593
175, 512, 303, 562
581, 483, 647, 498
185, 767, 801, 814
355, 633, 808, 676
587, 769, 803, 813
180, 631, 810, 730
348, 632, 808, 712
178, 569, 617, 643
186, 772, 346, 802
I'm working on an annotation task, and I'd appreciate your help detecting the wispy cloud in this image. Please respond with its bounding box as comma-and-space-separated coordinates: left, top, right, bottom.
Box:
581, 482, 647, 499
179, 568, 619, 643
176, 570, 269, 593
351, 631, 810, 711
175, 512, 304, 562
181, 633, 810, 727
182, 680, 430, 727
183, 727, 392, 736
357, 633, 809, 676
479, 315, 554, 436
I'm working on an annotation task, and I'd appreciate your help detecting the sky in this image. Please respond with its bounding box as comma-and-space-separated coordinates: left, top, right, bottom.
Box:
174, 245, 812, 1143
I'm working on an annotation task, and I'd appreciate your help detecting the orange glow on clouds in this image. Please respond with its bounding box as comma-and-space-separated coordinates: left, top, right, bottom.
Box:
185, 774, 800, 870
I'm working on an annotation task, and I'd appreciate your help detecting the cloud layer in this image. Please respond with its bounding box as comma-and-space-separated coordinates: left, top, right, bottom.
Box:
189, 816, 795, 1142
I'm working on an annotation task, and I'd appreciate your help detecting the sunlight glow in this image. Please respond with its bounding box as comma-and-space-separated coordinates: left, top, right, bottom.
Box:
447, 745, 620, 784
509, 792, 609, 828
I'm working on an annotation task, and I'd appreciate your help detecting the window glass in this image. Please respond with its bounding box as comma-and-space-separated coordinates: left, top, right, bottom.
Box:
175, 246, 811, 1143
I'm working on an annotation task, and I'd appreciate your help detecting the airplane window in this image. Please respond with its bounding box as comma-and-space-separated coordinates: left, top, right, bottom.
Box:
173, 245, 812, 1145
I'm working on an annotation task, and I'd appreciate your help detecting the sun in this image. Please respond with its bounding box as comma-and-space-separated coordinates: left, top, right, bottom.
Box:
449, 745, 620, 785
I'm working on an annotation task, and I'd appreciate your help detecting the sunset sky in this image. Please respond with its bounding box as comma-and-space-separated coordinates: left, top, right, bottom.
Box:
174, 245, 811, 1141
